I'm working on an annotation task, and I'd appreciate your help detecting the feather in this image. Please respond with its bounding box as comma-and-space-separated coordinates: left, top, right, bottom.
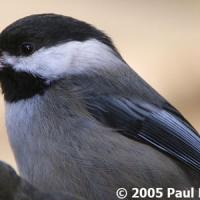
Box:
86, 96, 200, 171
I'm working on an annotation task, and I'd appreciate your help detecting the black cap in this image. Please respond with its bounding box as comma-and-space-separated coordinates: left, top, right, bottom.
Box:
0, 13, 116, 56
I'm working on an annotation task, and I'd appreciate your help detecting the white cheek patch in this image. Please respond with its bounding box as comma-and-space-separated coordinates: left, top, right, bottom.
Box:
2, 39, 125, 80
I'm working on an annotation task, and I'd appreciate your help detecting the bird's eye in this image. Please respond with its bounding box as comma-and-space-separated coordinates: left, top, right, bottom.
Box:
20, 43, 34, 56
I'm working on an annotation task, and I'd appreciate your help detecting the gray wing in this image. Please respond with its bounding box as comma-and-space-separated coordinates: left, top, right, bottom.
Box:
85, 96, 200, 171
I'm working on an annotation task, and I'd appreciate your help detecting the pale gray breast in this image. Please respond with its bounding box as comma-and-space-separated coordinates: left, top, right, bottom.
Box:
4, 75, 199, 199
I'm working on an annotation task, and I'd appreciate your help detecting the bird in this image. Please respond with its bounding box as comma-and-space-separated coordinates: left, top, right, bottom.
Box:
0, 13, 200, 200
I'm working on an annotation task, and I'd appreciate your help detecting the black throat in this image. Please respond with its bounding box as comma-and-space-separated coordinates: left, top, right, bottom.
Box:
0, 67, 49, 102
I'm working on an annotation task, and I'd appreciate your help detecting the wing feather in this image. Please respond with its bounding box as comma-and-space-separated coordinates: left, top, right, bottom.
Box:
86, 96, 200, 171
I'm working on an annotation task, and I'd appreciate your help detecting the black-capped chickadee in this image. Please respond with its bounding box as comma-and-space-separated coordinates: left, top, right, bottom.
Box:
0, 14, 200, 200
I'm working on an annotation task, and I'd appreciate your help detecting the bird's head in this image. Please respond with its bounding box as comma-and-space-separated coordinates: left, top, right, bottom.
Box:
0, 14, 124, 102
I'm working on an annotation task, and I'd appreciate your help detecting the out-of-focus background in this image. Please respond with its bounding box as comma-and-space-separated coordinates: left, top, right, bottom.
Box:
0, 0, 200, 170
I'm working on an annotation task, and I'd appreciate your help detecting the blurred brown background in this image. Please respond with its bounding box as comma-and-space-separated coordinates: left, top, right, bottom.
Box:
0, 0, 200, 170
